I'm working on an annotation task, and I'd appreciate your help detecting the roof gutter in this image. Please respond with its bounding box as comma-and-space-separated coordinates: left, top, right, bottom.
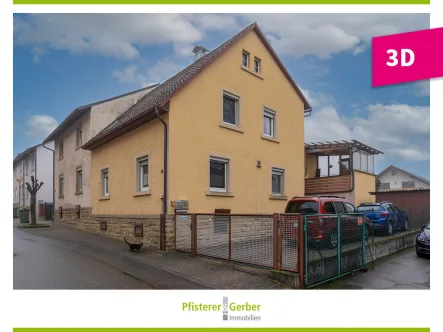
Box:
154, 106, 168, 215
43, 142, 55, 222
304, 108, 312, 117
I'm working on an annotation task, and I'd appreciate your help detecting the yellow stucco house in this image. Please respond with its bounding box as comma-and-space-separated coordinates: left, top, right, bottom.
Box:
82, 22, 312, 216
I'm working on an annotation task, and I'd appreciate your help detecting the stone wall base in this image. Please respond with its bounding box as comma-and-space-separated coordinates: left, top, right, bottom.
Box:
54, 208, 175, 251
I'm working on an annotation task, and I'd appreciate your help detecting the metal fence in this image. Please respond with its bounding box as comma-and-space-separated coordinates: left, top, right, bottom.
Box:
175, 212, 369, 288
304, 213, 367, 288
175, 213, 302, 273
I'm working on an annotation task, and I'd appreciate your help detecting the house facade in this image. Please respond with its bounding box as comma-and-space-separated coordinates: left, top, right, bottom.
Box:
82, 22, 311, 219
304, 140, 383, 206
13, 142, 54, 218
43, 85, 158, 222
377, 165, 430, 191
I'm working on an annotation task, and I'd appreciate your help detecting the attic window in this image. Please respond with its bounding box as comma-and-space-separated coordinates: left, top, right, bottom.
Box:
242, 51, 249, 67
254, 58, 261, 73
392, 169, 396, 176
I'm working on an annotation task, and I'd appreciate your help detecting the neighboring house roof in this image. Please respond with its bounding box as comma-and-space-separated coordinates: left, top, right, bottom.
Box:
369, 188, 430, 195
42, 84, 159, 144
82, 22, 311, 151
377, 165, 430, 185
305, 139, 383, 155
13, 144, 40, 165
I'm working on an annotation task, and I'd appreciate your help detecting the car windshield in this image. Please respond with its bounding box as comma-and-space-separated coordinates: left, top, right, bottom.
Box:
285, 201, 319, 214
357, 205, 384, 212
426, 223, 430, 229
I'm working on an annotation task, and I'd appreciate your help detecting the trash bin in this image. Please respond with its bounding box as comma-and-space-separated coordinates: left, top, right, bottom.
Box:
13, 207, 18, 218
19, 209, 30, 224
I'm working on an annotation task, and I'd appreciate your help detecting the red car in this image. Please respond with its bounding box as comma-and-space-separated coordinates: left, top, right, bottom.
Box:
283, 196, 370, 249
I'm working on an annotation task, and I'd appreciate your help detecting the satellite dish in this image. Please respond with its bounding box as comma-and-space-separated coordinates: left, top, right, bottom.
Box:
16, 176, 23, 183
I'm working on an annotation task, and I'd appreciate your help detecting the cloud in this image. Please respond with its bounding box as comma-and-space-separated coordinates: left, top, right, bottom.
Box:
301, 88, 336, 108
112, 65, 139, 83
14, 13, 429, 62
244, 13, 429, 59
113, 58, 189, 87
14, 14, 206, 61
304, 91, 429, 163
414, 80, 430, 97
25, 115, 58, 138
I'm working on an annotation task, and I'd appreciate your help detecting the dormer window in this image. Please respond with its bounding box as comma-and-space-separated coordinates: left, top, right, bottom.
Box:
254, 58, 261, 73
242, 51, 249, 67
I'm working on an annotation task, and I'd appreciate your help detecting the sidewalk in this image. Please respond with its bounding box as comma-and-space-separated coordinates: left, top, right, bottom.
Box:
14, 219, 288, 289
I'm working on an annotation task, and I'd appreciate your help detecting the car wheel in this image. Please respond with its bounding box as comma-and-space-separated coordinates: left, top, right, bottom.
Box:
328, 230, 338, 249
386, 221, 393, 236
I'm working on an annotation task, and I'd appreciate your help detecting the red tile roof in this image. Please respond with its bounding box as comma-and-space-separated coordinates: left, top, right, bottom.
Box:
82, 22, 311, 150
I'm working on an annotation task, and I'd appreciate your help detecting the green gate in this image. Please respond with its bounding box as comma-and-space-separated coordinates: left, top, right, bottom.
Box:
304, 213, 367, 288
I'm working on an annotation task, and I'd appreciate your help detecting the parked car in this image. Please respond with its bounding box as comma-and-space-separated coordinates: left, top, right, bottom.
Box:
356, 202, 409, 236
283, 196, 370, 249
416, 222, 430, 257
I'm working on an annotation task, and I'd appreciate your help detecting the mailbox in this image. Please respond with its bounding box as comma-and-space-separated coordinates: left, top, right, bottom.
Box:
174, 200, 189, 213
75, 205, 81, 213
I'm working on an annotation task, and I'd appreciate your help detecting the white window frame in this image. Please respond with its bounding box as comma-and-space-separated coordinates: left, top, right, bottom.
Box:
209, 157, 229, 193
271, 168, 285, 196
263, 108, 275, 138
254, 58, 260, 73
222, 92, 239, 127
76, 167, 83, 193
242, 51, 249, 67
102, 169, 109, 197
138, 156, 149, 192
25, 161, 29, 175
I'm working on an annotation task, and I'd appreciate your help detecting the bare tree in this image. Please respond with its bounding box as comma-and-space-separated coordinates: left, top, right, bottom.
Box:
26, 176, 44, 225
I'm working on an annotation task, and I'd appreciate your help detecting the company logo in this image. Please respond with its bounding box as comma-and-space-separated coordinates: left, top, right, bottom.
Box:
182, 297, 262, 321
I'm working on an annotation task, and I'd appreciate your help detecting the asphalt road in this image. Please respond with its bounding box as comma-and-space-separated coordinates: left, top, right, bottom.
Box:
319, 247, 430, 289
14, 227, 154, 289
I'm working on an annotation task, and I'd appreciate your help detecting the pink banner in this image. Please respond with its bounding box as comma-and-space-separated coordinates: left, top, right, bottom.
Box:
372, 27, 443, 87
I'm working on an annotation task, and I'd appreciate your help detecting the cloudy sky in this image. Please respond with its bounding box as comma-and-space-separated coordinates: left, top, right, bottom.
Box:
13, 13, 430, 179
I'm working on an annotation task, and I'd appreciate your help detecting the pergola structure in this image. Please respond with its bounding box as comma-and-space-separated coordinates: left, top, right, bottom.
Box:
304, 139, 384, 156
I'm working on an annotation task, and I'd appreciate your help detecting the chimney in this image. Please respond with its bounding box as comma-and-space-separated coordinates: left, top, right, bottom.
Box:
192, 45, 210, 61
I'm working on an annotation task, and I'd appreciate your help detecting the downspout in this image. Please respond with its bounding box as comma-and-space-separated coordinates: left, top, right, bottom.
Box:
43, 142, 55, 222
155, 107, 168, 215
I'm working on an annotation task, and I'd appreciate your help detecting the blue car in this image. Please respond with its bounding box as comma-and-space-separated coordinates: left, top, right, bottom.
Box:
416, 222, 430, 257
356, 202, 409, 236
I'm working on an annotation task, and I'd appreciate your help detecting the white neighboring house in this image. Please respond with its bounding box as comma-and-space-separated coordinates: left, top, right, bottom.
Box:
13, 142, 55, 219
42, 84, 159, 218
377, 165, 430, 191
